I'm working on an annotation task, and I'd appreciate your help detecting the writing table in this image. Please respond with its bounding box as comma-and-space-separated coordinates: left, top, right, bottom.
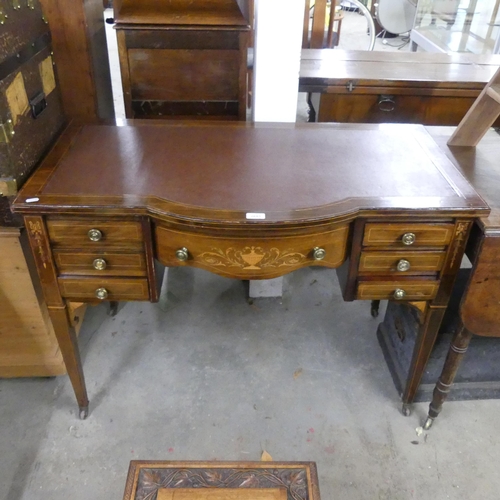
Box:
299, 49, 500, 125
12, 121, 489, 419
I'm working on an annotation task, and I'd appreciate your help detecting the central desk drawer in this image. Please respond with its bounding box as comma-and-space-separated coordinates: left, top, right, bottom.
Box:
363, 223, 454, 247
47, 219, 144, 249
358, 250, 446, 274
356, 280, 439, 300
53, 251, 147, 277
58, 277, 150, 301
155, 224, 350, 279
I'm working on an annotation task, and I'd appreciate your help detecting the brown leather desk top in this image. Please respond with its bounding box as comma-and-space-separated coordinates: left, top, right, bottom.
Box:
14, 122, 488, 223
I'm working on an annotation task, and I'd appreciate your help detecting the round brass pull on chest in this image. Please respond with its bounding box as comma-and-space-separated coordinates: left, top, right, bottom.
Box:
88, 228, 102, 242
95, 287, 108, 300
401, 232, 416, 246
175, 247, 189, 261
396, 259, 410, 272
393, 288, 406, 300
313, 247, 326, 261
93, 258, 107, 271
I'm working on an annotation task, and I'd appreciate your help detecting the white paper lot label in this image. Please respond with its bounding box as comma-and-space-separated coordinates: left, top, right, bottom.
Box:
246, 212, 266, 220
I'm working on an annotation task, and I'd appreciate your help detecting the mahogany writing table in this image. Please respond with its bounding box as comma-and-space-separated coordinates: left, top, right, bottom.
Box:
12, 121, 488, 419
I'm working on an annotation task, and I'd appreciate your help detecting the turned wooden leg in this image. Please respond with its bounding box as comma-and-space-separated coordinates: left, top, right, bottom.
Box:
401, 306, 446, 416
423, 322, 472, 429
49, 305, 89, 419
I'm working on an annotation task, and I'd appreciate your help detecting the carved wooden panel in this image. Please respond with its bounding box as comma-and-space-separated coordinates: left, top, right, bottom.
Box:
123, 463, 320, 500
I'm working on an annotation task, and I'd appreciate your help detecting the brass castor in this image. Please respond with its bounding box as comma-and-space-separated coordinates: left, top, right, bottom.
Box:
401, 404, 411, 417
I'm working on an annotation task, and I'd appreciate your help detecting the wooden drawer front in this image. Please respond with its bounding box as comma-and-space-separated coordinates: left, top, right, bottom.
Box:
363, 223, 454, 247
155, 224, 350, 279
53, 251, 147, 277
58, 277, 149, 301
356, 280, 439, 301
317, 93, 494, 126
358, 251, 446, 274
47, 219, 143, 249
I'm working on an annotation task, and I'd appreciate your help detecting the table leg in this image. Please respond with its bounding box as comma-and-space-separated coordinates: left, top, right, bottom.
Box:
401, 306, 446, 416
423, 322, 472, 429
49, 305, 89, 419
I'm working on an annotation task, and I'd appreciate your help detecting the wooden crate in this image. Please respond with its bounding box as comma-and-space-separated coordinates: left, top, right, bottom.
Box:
0, 227, 85, 377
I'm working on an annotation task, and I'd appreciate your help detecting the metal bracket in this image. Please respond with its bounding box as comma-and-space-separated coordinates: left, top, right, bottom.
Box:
27, 0, 35, 9
346, 80, 355, 92
29, 92, 47, 119
0, 8, 7, 24
0, 119, 15, 144
12, 0, 21, 10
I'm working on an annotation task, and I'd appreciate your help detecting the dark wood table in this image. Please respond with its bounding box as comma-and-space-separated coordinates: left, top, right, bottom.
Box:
299, 50, 500, 125
422, 127, 500, 428
12, 121, 488, 419
122, 461, 321, 500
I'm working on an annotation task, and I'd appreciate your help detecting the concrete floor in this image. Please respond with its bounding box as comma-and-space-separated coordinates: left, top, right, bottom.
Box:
2, 267, 500, 499
2, 8, 499, 500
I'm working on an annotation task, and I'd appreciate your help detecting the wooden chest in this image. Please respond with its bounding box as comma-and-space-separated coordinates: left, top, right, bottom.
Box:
299, 50, 500, 125
114, 0, 250, 120
0, 0, 65, 225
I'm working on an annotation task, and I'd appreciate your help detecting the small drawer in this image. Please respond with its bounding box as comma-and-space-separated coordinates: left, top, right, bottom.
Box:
58, 277, 150, 301
356, 280, 439, 301
358, 251, 446, 274
363, 223, 454, 247
53, 251, 147, 277
155, 224, 350, 279
47, 219, 143, 249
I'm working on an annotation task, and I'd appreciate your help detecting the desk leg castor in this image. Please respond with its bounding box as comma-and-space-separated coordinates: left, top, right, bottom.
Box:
401, 403, 411, 416
370, 300, 380, 317
79, 406, 89, 420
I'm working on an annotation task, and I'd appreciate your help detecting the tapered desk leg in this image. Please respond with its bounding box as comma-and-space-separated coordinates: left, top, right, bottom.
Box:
49, 305, 89, 419
401, 306, 446, 416
423, 321, 472, 429
24, 216, 89, 419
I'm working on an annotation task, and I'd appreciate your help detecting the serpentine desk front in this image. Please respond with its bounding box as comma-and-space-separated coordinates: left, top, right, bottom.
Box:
12, 121, 488, 419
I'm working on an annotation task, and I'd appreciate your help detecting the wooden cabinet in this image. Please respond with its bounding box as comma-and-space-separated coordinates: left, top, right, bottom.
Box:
114, 0, 250, 120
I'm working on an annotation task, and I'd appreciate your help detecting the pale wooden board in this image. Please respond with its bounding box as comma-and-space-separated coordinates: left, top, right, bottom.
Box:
0, 229, 85, 377
157, 488, 287, 500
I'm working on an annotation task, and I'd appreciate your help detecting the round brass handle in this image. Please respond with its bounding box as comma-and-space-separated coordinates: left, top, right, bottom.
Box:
175, 247, 189, 261
95, 287, 108, 300
88, 228, 102, 242
378, 95, 396, 112
401, 232, 416, 246
93, 258, 107, 271
393, 288, 406, 300
313, 247, 326, 261
396, 259, 411, 272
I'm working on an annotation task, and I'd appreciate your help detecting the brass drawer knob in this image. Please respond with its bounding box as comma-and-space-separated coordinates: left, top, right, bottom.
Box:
396, 259, 411, 272
95, 287, 108, 300
313, 247, 326, 261
88, 228, 102, 242
175, 247, 189, 261
93, 258, 107, 271
401, 232, 416, 246
393, 288, 406, 300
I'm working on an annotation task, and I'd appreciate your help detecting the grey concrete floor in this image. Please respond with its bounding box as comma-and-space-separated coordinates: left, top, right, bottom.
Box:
1, 267, 500, 499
